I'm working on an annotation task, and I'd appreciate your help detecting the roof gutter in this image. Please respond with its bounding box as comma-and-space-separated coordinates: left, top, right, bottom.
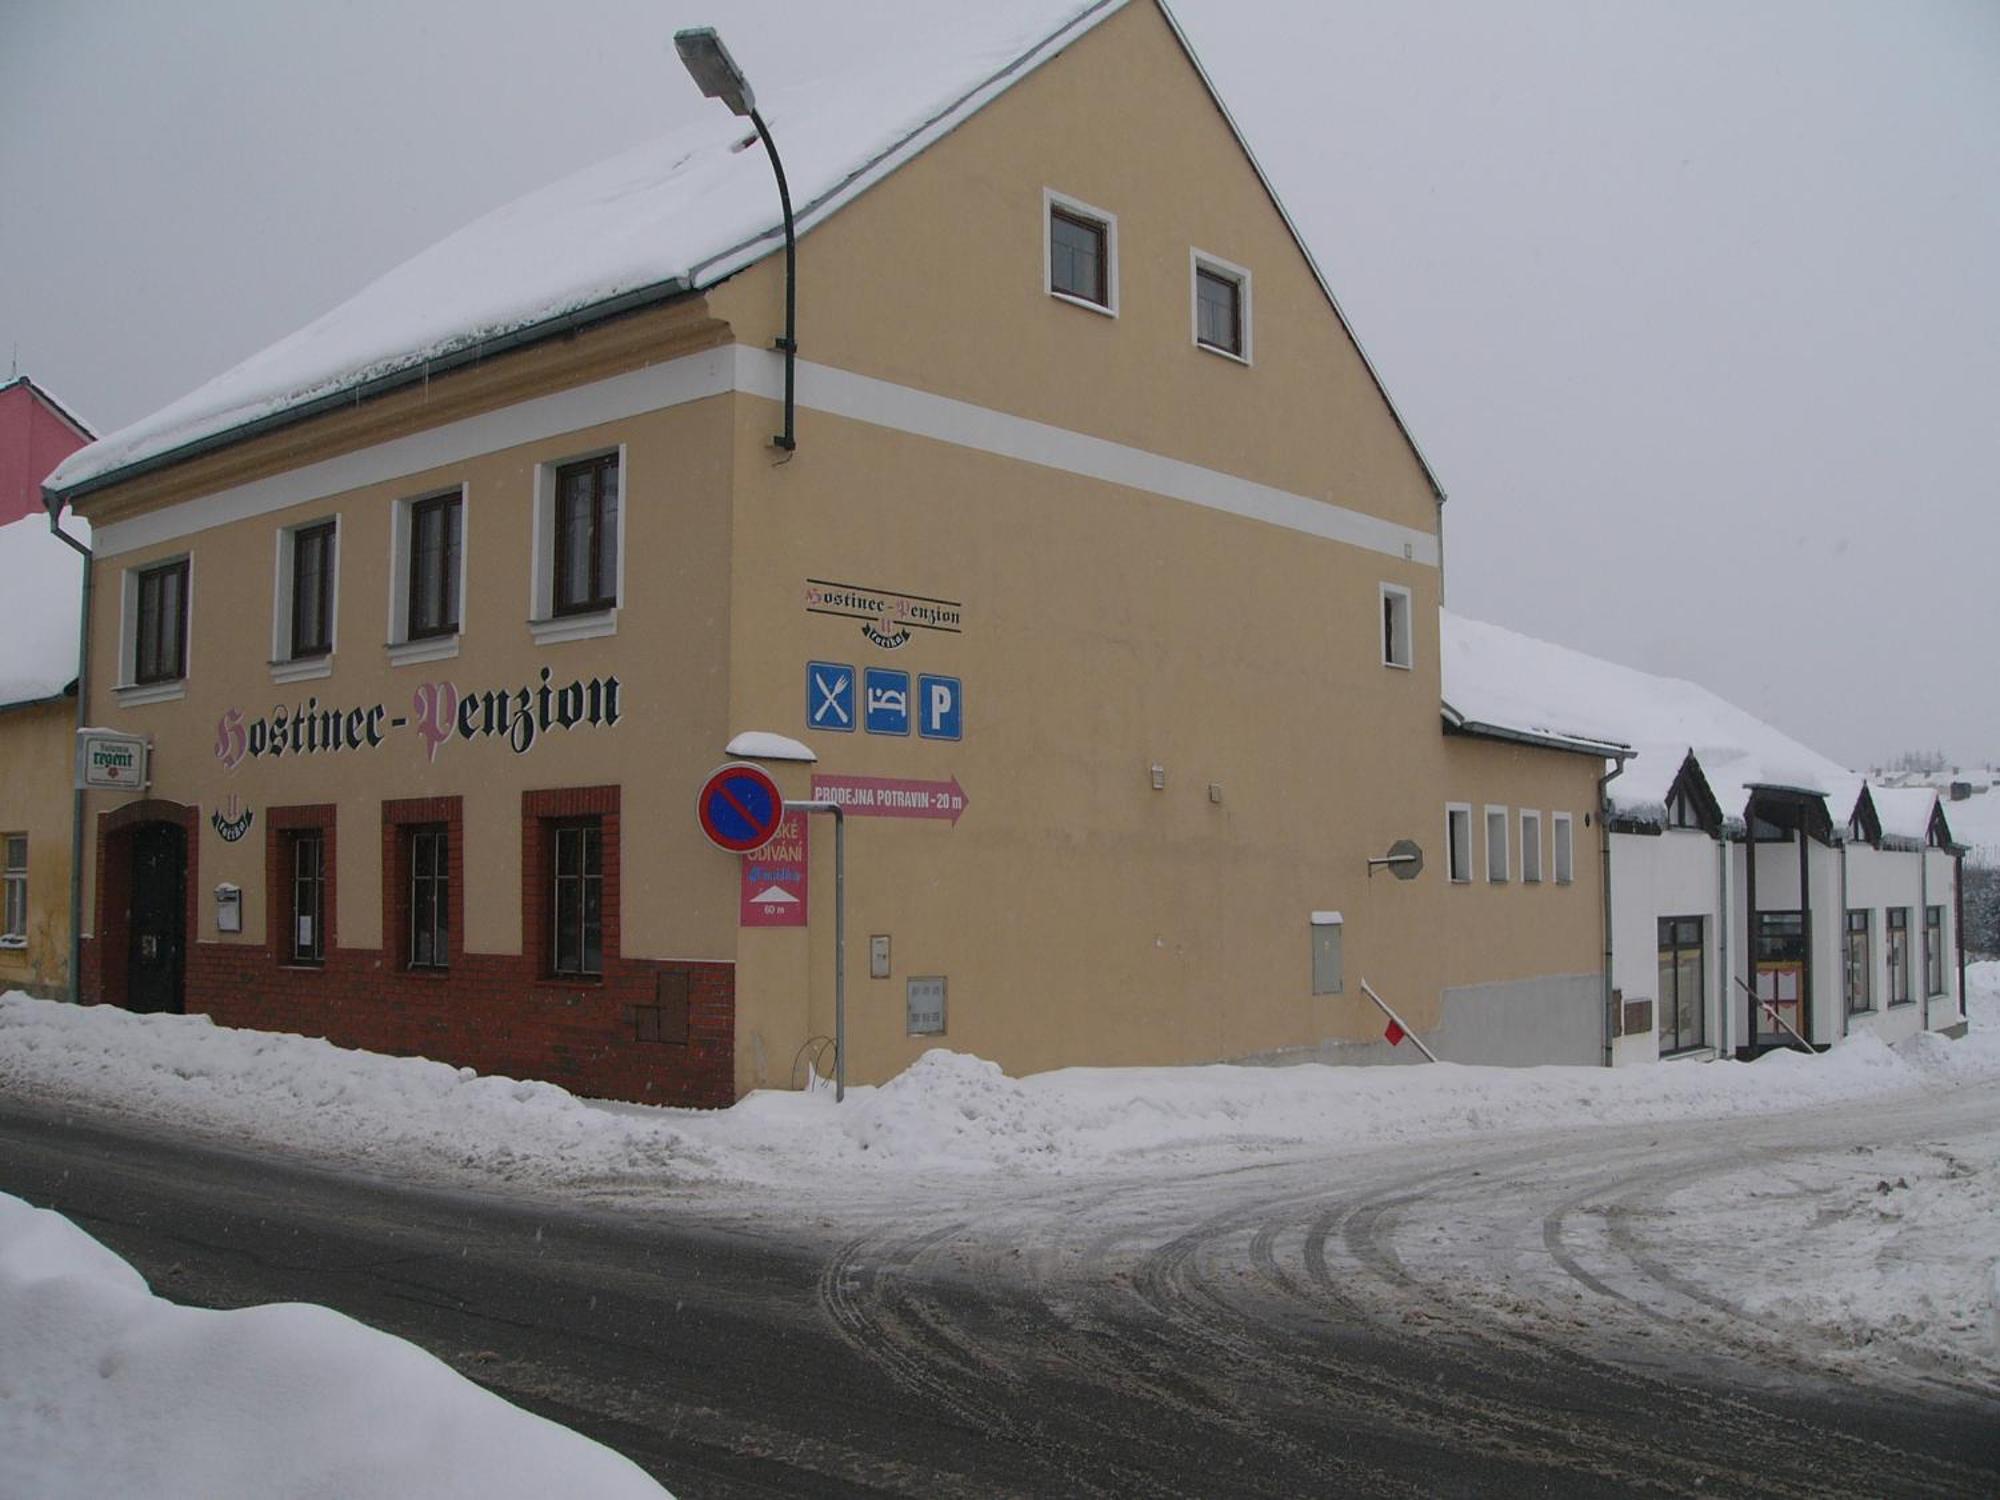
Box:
1441, 707, 1630, 761
47, 277, 693, 506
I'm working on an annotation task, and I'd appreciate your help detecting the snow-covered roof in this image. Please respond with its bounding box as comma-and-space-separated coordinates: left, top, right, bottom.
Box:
1441, 611, 1860, 829
1867, 786, 1944, 850
48, 0, 1128, 496
0, 511, 89, 709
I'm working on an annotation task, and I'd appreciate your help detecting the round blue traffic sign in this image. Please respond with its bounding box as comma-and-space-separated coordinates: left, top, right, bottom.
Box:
696, 762, 785, 854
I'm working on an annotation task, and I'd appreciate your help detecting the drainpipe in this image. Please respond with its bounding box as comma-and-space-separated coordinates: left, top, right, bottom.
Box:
1717, 833, 1730, 1056
44, 490, 91, 1006
1598, 753, 1628, 1068
1838, 838, 1849, 1036
1919, 835, 1930, 1030
1955, 850, 1967, 1022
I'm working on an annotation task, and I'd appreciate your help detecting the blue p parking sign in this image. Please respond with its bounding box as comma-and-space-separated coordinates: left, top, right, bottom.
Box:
918, 675, 962, 740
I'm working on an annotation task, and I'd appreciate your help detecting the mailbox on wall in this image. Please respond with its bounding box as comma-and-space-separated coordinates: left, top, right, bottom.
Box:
214, 883, 242, 934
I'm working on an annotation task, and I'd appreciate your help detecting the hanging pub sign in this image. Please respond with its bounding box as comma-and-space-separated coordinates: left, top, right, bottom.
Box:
76, 728, 150, 791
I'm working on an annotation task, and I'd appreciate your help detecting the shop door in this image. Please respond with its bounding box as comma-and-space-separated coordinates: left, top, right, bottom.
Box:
1753, 911, 1805, 1045
127, 821, 186, 1014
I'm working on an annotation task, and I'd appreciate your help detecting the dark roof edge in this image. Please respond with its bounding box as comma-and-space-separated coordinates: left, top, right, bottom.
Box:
0, 678, 79, 716
45, 278, 692, 505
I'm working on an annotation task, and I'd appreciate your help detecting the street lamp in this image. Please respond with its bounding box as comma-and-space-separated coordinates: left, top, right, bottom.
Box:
674, 27, 798, 452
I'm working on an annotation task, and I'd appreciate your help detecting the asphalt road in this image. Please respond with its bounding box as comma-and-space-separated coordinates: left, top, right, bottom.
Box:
3, 1091, 1996, 1498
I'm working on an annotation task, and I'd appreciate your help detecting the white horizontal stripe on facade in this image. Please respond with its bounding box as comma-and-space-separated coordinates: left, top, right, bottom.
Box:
95, 344, 1438, 568
738, 348, 1438, 566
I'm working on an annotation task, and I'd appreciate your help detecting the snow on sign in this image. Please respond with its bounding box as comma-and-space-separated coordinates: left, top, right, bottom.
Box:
741, 812, 808, 927
811, 773, 968, 823
696, 762, 785, 854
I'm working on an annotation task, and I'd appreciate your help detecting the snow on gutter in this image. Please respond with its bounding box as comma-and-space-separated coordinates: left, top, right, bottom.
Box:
1440, 701, 1629, 761
44, 278, 693, 504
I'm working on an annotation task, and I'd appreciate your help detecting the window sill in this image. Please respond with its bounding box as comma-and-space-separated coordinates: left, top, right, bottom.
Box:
114, 680, 185, 708
388, 635, 460, 668
278, 962, 327, 973
1195, 339, 1251, 367
401, 966, 452, 980
1886, 1000, 1916, 1010
1662, 1046, 1717, 1062
1049, 290, 1116, 319
0, 937, 26, 951
271, 656, 333, 685
1381, 659, 1412, 672
537, 973, 604, 988
529, 609, 617, 646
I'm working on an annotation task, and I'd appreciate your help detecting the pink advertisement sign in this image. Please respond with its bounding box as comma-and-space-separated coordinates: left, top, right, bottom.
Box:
740, 812, 808, 927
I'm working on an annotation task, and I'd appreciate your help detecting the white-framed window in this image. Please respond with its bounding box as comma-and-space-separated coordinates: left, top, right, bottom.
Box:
529, 445, 625, 645
388, 485, 468, 666
2, 834, 25, 948
1553, 812, 1574, 885
1380, 583, 1413, 669
1190, 249, 1251, 362
1485, 805, 1510, 883
271, 515, 339, 682
1446, 804, 1472, 884
116, 554, 191, 705
1044, 189, 1118, 316
1521, 809, 1543, 883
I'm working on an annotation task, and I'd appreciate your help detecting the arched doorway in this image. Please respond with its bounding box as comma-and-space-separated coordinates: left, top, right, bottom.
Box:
125, 820, 186, 1014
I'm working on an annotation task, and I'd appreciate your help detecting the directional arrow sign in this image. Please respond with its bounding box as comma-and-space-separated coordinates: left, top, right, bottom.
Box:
810, 773, 968, 824
697, 762, 785, 853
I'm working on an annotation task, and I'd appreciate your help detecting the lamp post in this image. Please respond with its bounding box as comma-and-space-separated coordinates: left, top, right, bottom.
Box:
673, 27, 798, 452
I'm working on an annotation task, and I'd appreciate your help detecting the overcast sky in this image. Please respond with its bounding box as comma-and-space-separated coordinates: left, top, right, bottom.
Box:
4, 0, 1995, 768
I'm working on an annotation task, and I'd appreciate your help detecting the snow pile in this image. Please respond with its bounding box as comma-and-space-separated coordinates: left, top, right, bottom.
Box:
0, 1193, 672, 1499
0, 511, 89, 706
5, 965, 1996, 1194
0, 1001, 718, 1190
1441, 611, 1860, 825
50, 1, 1121, 493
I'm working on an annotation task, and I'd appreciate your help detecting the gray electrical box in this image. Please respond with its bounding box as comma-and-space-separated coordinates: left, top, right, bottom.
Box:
1310, 912, 1343, 995
906, 975, 947, 1035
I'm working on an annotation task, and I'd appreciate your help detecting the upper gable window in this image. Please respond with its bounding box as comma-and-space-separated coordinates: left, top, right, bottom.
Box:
1045, 190, 1117, 315
1191, 252, 1252, 362
1380, 583, 1413, 670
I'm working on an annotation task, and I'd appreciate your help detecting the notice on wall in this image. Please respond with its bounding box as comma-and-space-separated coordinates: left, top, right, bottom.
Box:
740, 812, 808, 927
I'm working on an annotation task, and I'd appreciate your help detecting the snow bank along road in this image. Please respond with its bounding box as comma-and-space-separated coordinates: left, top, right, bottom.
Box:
2, 1080, 1994, 1496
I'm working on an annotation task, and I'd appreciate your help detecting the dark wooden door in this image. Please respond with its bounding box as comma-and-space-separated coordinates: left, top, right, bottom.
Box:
127, 822, 185, 1015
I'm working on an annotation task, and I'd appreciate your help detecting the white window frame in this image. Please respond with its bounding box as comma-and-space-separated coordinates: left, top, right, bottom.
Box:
388, 483, 469, 666
115, 553, 192, 707
270, 514, 340, 683
1380, 583, 1413, 670
1553, 812, 1574, 885
1043, 188, 1119, 318
1485, 805, 1510, 883
1520, 809, 1543, 884
1446, 804, 1472, 884
2, 834, 25, 948
529, 444, 626, 645
1189, 248, 1252, 364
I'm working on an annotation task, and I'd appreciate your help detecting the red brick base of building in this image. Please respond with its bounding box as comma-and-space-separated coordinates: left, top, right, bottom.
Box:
80, 935, 736, 1108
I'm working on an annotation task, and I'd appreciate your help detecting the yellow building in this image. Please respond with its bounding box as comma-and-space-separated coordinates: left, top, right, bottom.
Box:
0, 513, 90, 999
45, 0, 1611, 1103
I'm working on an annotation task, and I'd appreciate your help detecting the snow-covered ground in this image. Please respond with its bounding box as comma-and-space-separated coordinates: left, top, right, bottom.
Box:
0, 1193, 672, 1499
3, 971, 1993, 1198
3, 965, 1996, 1402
